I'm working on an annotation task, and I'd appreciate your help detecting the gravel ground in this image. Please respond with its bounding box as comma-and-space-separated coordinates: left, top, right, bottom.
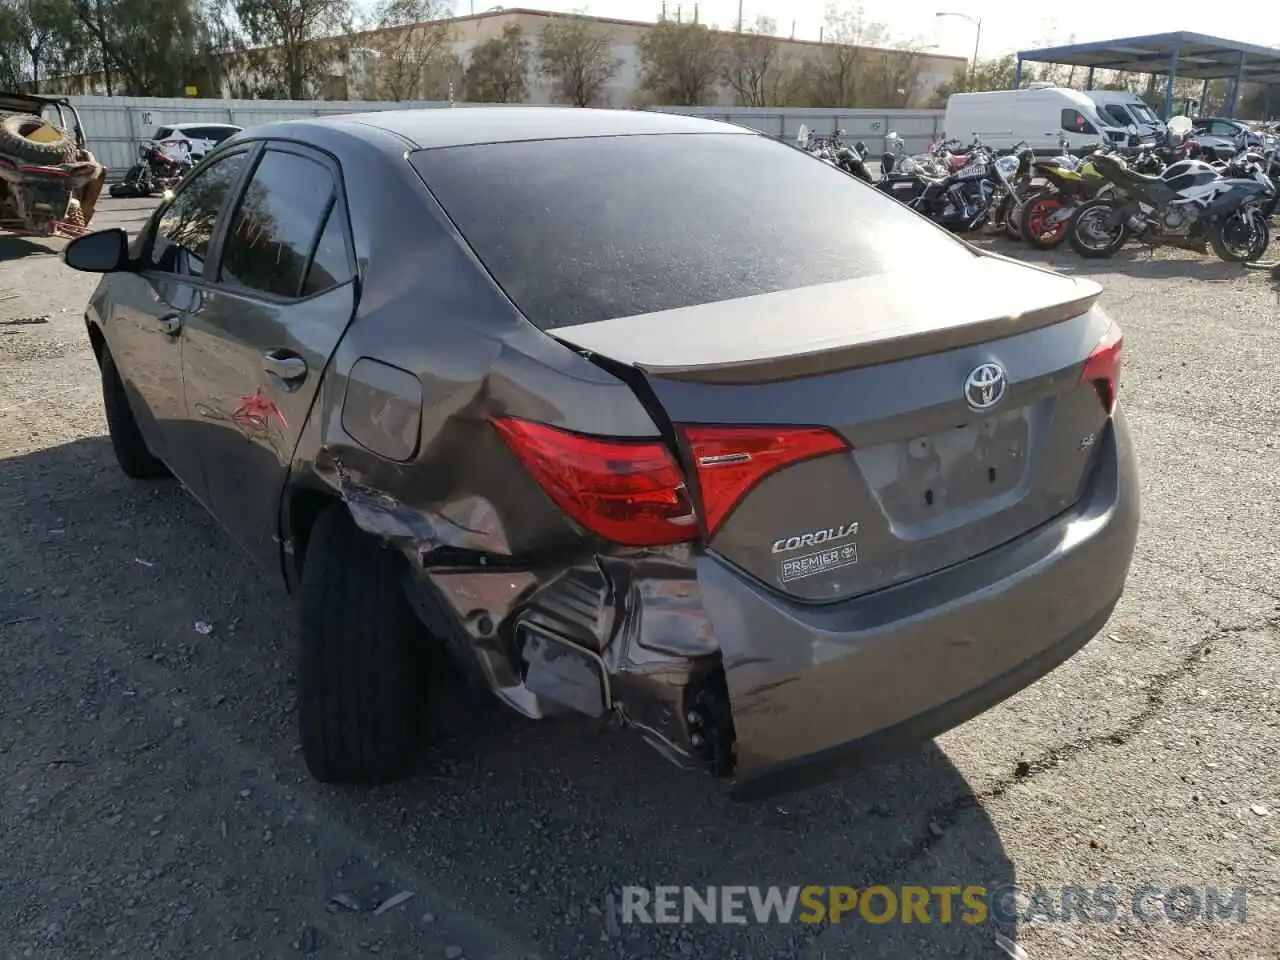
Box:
1, 199, 1279, 960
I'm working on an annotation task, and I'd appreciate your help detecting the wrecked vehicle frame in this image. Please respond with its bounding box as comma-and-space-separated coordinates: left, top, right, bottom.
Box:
65, 107, 1139, 802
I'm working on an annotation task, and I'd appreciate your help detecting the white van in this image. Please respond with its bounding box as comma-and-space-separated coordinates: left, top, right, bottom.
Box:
942, 87, 1131, 154
1083, 91, 1166, 142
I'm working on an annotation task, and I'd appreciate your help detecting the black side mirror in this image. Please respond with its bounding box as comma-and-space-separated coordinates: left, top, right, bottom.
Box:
62, 228, 130, 274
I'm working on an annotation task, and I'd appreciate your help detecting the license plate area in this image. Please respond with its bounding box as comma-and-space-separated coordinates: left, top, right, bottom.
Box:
857, 407, 1031, 526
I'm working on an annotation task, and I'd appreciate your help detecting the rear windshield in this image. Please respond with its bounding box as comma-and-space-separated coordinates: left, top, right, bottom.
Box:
410, 133, 975, 330
153, 127, 174, 140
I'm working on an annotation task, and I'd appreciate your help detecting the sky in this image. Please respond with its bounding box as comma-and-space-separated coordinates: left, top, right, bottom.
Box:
445, 0, 1280, 60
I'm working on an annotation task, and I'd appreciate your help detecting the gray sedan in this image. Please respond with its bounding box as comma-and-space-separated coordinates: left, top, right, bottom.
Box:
61, 107, 1140, 801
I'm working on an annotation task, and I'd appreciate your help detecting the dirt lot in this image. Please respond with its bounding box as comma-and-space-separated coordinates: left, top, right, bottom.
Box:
2, 199, 1279, 960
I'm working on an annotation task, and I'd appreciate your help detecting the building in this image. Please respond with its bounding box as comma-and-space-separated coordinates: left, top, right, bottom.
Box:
49, 7, 967, 109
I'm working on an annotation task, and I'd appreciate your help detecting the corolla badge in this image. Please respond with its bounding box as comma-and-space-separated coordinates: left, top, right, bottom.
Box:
964, 362, 1007, 411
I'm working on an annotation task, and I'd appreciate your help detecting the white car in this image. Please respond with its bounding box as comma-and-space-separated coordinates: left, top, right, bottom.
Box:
148, 123, 242, 163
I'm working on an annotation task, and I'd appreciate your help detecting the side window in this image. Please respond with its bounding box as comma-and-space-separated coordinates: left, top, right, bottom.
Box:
153, 126, 173, 140
218, 148, 346, 299
300, 203, 354, 298
1102, 105, 1131, 127
148, 151, 247, 276
1061, 109, 1097, 135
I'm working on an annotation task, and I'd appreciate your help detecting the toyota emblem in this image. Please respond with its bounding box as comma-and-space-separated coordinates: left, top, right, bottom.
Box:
964, 362, 1007, 410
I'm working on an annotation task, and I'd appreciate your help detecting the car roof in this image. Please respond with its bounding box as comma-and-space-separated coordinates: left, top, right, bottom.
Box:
245, 106, 756, 152
172, 123, 242, 130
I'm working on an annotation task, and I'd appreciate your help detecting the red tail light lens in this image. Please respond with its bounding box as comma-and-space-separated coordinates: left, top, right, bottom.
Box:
1080, 321, 1124, 414
679, 425, 850, 537
491, 416, 698, 546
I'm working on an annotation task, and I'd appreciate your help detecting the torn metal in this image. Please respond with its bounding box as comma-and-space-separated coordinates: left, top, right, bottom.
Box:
320, 451, 739, 779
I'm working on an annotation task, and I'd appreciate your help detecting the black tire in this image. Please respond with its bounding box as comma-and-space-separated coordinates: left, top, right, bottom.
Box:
0, 112, 77, 164
100, 349, 169, 479
297, 505, 424, 785
1068, 199, 1130, 259
1209, 209, 1271, 263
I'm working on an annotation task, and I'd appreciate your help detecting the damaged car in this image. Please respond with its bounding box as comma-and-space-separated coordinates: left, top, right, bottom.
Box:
62, 107, 1140, 800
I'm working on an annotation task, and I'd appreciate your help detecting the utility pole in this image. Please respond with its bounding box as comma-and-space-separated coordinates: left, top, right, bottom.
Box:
736, 0, 743, 32
935, 11, 982, 89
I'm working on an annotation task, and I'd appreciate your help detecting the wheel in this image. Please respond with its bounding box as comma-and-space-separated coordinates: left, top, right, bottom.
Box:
99, 348, 169, 479
297, 504, 425, 785
1209, 208, 1271, 263
996, 193, 1021, 240
1019, 189, 1072, 250
1068, 199, 1130, 259
0, 112, 77, 164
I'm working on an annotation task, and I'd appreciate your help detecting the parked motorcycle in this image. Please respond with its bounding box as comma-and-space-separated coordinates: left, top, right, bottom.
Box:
874, 135, 1008, 233
1067, 149, 1274, 262
109, 140, 193, 198
796, 126, 873, 183
1019, 140, 1171, 250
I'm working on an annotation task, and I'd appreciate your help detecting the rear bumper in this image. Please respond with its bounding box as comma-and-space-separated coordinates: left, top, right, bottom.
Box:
699, 408, 1140, 801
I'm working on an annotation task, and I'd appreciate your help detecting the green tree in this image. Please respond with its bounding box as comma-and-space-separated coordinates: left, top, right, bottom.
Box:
462, 22, 529, 103
636, 19, 721, 106
536, 12, 620, 107
233, 0, 354, 99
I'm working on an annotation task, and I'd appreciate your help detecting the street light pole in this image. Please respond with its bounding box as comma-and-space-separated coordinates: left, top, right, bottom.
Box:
935, 11, 982, 89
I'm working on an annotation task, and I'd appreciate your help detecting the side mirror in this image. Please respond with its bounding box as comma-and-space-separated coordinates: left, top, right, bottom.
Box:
62, 228, 130, 274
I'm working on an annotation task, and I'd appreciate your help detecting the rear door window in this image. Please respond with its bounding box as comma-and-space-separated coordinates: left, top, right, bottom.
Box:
410, 133, 975, 330
218, 147, 348, 299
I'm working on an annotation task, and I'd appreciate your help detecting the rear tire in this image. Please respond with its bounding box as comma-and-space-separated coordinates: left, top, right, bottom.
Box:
297, 505, 425, 785
1068, 199, 1130, 259
100, 349, 169, 479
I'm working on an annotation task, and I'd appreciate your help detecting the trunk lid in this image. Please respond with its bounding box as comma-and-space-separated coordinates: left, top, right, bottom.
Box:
555, 254, 1116, 602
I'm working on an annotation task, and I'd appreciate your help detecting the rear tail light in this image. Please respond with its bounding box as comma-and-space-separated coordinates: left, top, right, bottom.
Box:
492, 417, 850, 546
491, 416, 698, 546
1080, 320, 1123, 414
679, 425, 850, 537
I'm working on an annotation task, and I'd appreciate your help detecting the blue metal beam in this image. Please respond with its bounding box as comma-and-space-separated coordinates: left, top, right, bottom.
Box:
1164, 43, 1180, 120
1227, 51, 1246, 117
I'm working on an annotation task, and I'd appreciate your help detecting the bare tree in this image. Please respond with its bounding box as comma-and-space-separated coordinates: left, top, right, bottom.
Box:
370, 0, 456, 100
536, 12, 620, 107
720, 14, 787, 107
859, 38, 927, 107
795, 0, 888, 107
463, 21, 529, 102
636, 19, 721, 106
234, 0, 354, 99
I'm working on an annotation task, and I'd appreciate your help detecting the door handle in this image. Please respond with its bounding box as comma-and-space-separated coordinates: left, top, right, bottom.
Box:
263, 350, 307, 386
157, 313, 182, 336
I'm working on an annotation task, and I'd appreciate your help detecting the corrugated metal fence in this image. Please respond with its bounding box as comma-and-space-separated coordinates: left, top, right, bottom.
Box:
651, 105, 945, 157
54, 95, 945, 175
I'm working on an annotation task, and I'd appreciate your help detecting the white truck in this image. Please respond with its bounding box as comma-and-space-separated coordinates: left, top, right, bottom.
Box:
942, 87, 1134, 154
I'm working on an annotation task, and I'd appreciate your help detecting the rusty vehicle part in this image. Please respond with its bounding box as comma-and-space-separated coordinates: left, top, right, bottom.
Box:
0, 92, 102, 237
64, 108, 1140, 801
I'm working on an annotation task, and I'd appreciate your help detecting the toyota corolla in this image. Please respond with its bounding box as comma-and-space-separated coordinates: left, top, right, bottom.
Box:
62, 107, 1139, 800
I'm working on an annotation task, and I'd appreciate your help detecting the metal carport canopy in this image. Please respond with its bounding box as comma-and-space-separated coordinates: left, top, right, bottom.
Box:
1014, 32, 1280, 119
